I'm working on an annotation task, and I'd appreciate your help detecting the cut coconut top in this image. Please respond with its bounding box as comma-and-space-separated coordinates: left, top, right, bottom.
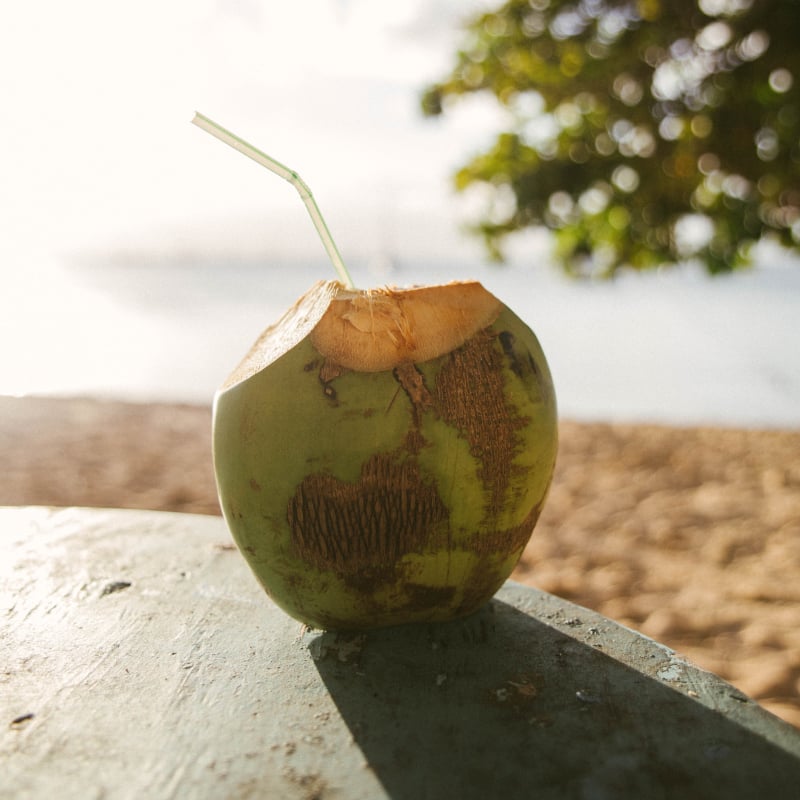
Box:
312, 281, 502, 372
220, 280, 339, 391
220, 280, 502, 389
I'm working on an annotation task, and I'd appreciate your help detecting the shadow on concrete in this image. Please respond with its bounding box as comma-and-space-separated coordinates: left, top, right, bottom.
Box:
306, 587, 800, 800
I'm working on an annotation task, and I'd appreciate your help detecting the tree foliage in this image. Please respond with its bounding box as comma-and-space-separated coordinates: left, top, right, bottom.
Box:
422, 0, 800, 276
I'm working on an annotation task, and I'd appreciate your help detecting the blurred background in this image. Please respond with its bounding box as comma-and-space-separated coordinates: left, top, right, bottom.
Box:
2, 0, 799, 427
3, 0, 800, 728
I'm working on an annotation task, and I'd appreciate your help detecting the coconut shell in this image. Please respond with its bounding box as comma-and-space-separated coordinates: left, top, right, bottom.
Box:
213, 280, 557, 630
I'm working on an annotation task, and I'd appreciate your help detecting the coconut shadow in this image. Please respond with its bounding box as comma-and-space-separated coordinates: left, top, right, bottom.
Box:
304, 583, 800, 799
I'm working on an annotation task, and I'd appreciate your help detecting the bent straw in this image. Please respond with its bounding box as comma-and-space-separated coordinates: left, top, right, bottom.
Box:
192, 112, 355, 289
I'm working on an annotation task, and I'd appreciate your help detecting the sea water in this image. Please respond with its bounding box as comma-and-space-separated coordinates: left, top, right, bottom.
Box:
3, 246, 798, 429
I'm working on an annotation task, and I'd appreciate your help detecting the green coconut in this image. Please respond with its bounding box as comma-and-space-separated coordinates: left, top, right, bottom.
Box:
213, 280, 557, 629
194, 112, 558, 630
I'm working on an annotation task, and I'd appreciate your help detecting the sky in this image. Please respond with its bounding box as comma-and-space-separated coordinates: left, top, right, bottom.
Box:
1, 0, 501, 267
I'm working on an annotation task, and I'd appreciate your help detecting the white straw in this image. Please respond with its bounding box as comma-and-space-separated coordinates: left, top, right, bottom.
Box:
192, 112, 355, 289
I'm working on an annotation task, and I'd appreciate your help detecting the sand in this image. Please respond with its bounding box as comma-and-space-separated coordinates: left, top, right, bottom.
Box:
2, 395, 798, 728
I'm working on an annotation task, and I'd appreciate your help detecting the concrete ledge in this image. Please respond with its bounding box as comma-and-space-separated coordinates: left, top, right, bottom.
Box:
2, 506, 799, 799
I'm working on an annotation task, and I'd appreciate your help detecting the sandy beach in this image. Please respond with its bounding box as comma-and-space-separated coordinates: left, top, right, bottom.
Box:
2, 395, 798, 728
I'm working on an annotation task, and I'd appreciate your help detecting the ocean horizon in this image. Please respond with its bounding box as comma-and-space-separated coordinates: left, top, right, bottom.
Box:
3, 242, 799, 430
